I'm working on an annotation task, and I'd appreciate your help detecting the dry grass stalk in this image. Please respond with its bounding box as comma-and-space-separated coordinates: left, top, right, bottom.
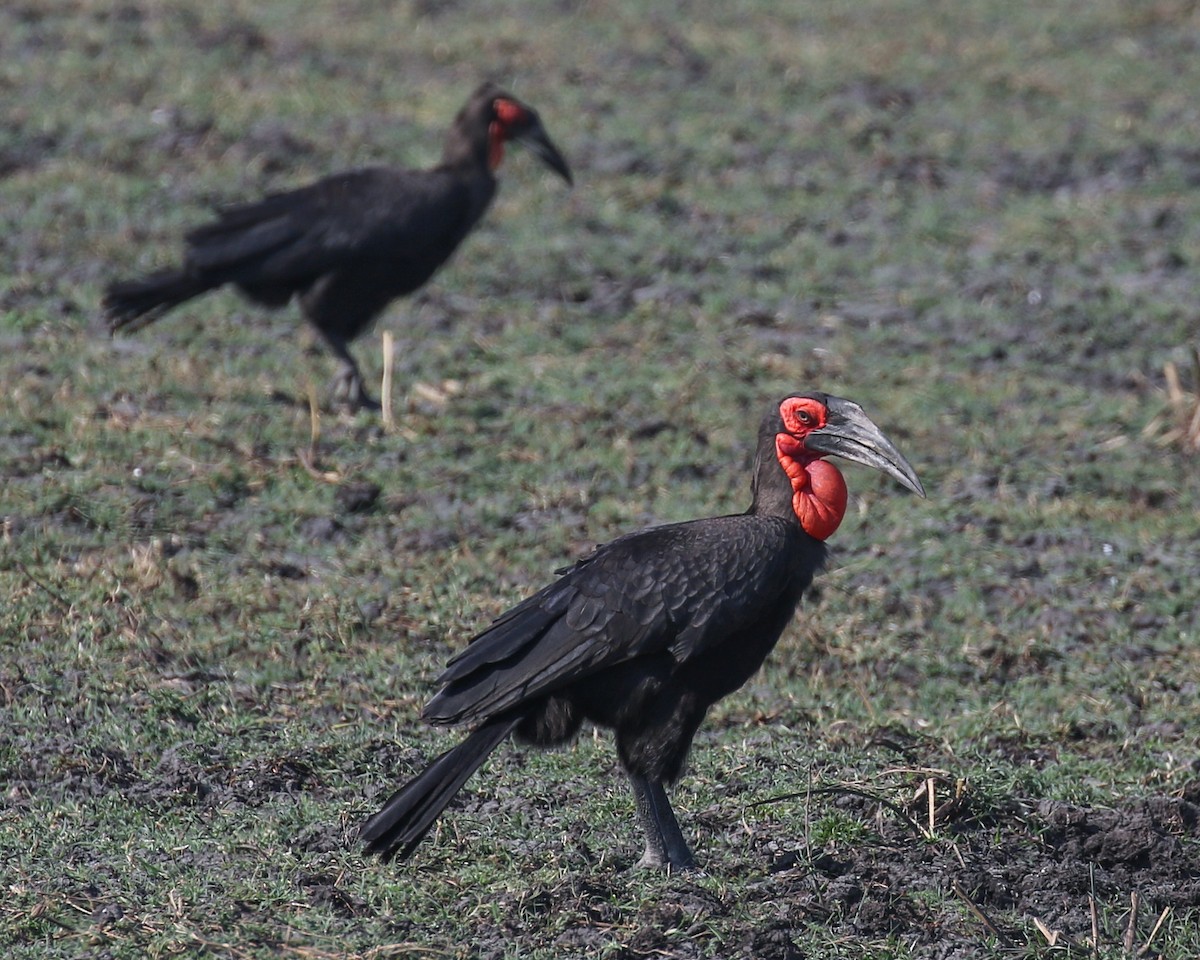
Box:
381, 330, 395, 431
952, 880, 1012, 948
1124, 891, 1138, 957
1151, 348, 1200, 451
296, 383, 341, 483
1033, 916, 1061, 947
1140, 906, 1171, 957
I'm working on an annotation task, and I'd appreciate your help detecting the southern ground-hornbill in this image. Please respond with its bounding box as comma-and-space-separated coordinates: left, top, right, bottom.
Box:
103, 83, 572, 409
360, 393, 925, 870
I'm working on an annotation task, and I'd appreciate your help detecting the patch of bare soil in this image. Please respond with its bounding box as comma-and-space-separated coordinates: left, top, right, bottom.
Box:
737, 788, 1200, 959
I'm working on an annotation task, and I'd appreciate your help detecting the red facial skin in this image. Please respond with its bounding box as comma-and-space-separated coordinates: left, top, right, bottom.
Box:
774, 396, 849, 541
488, 98, 530, 171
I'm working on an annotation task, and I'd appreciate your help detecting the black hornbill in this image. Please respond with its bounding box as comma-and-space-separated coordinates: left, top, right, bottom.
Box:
360, 393, 925, 870
103, 83, 572, 409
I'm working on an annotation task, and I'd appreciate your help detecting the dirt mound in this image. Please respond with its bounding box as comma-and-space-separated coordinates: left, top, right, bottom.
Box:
752, 790, 1200, 958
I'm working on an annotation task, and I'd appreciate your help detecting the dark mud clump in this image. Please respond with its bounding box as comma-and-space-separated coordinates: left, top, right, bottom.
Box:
752, 788, 1200, 958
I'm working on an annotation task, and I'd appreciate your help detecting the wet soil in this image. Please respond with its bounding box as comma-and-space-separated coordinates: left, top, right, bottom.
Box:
5, 5, 1200, 957
9, 711, 1198, 957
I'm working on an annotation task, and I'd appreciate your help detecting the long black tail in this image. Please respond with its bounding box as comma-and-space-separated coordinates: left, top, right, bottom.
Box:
361, 715, 519, 862
103, 268, 212, 333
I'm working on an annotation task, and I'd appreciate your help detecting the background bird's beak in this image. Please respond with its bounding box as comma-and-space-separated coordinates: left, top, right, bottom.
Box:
804, 396, 926, 497
515, 122, 573, 185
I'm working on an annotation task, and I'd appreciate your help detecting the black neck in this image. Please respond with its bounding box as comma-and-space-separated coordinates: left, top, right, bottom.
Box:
748, 423, 797, 520
440, 119, 490, 171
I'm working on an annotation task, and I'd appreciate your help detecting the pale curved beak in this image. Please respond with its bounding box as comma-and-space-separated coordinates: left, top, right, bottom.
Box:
804, 396, 925, 497
515, 118, 573, 186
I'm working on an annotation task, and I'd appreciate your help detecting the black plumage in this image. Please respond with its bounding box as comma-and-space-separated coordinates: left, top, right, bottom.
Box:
103, 83, 571, 409
360, 393, 924, 870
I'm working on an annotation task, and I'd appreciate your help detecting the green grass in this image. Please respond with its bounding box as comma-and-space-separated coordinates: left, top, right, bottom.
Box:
3, 0, 1200, 957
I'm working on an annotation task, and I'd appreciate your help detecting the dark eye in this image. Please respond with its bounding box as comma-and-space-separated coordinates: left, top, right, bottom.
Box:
796, 410, 814, 425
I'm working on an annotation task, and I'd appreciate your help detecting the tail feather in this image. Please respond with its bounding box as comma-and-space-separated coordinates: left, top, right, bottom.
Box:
360, 716, 519, 862
104, 198, 306, 333
103, 268, 211, 332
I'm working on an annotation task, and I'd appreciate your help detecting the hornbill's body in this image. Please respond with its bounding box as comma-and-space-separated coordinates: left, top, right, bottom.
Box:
103, 83, 571, 409
361, 393, 925, 870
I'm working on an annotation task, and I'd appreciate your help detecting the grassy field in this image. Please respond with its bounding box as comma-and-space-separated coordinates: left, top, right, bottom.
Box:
3, 0, 1200, 957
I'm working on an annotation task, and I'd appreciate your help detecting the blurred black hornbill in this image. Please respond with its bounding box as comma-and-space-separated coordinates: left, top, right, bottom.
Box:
360, 393, 925, 870
103, 83, 572, 409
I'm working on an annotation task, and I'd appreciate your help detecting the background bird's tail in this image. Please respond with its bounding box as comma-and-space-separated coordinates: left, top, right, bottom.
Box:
360, 715, 519, 862
103, 268, 211, 333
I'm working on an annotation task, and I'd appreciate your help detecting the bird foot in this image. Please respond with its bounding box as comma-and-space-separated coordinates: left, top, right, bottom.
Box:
327, 369, 380, 412
635, 844, 697, 873
342, 393, 382, 413
630, 775, 697, 873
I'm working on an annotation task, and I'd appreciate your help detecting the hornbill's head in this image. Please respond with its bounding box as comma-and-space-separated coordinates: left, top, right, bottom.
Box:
760, 393, 924, 540
465, 83, 573, 184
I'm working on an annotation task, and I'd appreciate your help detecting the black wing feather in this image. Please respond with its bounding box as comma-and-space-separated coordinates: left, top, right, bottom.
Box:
181, 168, 477, 286
422, 515, 812, 727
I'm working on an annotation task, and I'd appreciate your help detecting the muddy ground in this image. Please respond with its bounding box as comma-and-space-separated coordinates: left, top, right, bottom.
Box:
4, 2, 1200, 958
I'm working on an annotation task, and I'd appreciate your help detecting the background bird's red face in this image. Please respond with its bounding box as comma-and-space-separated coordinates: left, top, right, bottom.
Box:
778, 395, 828, 446
492, 98, 532, 135
487, 98, 533, 170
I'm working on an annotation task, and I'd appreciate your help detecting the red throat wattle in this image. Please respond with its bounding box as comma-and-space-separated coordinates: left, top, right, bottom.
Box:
487, 122, 505, 170
774, 433, 848, 540
488, 99, 528, 171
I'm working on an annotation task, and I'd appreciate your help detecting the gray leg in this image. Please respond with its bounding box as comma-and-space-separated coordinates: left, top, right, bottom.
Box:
318, 332, 379, 411
629, 773, 695, 871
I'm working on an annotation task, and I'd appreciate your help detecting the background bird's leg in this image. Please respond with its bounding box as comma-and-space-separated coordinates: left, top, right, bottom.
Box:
317, 330, 379, 411
629, 773, 695, 871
